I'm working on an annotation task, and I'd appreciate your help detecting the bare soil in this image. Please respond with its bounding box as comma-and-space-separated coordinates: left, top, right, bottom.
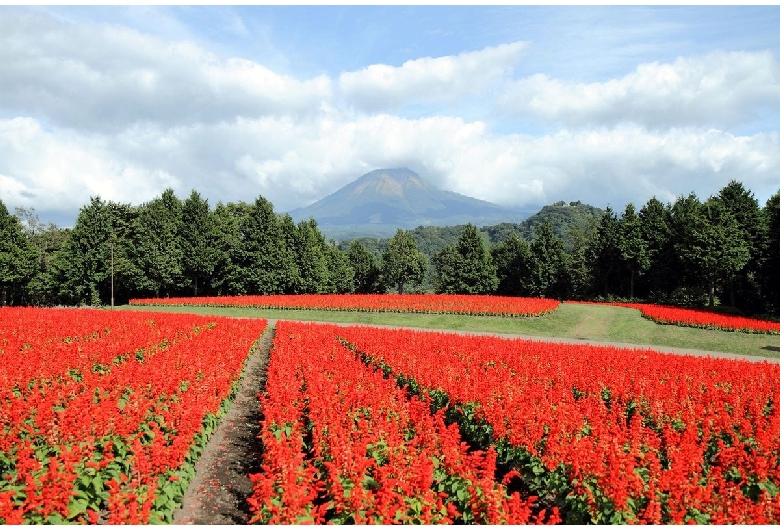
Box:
172, 325, 274, 524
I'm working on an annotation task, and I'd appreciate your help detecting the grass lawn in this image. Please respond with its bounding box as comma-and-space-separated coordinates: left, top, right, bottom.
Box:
120, 302, 780, 359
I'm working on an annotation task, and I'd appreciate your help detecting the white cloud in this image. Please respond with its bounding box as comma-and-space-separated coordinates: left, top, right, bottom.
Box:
0, 117, 179, 211
1, 8, 778, 228
499, 51, 780, 129
0, 10, 332, 133
339, 41, 528, 111
2, 112, 778, 222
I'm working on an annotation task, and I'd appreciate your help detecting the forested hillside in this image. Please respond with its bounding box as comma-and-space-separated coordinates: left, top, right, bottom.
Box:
1, 180, 778, 315
340, 200, 603, 259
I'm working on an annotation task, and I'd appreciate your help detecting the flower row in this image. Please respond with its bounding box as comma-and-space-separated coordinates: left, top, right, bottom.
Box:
249, 321, 560, 524
0, 307, 267, 524
316, 323, 780, 524
129, 293, 560, 317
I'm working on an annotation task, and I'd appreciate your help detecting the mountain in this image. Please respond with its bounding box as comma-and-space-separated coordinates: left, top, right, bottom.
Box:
288, 168, 531, 239
483, 201, 605, 250
339, 200, 605, 260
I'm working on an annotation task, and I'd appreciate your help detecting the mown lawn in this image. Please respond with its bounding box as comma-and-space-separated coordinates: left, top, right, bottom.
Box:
120, 302, 780, 359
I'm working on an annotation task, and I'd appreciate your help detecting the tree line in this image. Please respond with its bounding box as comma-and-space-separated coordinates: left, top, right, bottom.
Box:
428, 180, 779, 315
0, 180, 778, 315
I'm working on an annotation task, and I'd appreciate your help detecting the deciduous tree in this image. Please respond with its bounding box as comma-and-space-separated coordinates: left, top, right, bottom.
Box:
0, 200, 37, 305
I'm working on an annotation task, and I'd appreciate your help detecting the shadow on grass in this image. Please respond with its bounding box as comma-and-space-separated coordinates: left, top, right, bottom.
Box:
762, 346, 780, 353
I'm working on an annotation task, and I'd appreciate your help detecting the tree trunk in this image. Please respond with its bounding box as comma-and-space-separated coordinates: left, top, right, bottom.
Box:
193, 275, 199, 297
730, 280, 735, 308
630, 270, 635, 299
398, 281, 404, 295
709, 280, 715, 307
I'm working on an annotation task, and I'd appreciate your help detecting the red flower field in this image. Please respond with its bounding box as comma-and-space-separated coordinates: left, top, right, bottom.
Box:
4, 304, 779, 524
254, 321, 780, 524
0, 307, 266, 524
130, 293, 560, 317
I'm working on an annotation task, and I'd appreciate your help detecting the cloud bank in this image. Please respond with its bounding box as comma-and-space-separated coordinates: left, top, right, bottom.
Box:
0, 8, 778, 225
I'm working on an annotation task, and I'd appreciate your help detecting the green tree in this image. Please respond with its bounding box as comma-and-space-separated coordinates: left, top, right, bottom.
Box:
231, 196, 298, 294
763, 190, 780, 312
13, 206, 70, 306
51, 197, 138, 305
180, 190, 221, 296
431, 245, 462, 294
529, 219, 568, 299
618, 203, 650, 299
132, 188, 184, 298
717, 180, 767, 309
678, 197, 750, 307
348, 240, 383, 293
491, 235, 534, 297
323, 242, 355, 294
668, 193, 706, 294
432, 223, 497, 294
565, 219, 598, 299
587, 207, 623, 296
0, 200, 37, 305
381, 229, 427, 294
639, 197, 674, 298
210, 201, 245, 295
293, 219, 330, 294
455, 223, 498, 294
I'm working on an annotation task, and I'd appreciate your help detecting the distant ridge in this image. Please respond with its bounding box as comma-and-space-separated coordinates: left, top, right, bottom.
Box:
288, 168, 529, 238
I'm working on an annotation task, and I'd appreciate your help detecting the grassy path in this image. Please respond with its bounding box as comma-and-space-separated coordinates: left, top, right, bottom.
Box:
122, 303, 780, 360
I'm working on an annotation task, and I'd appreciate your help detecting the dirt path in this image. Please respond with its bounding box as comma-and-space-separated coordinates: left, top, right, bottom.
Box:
173, 325, 274, 524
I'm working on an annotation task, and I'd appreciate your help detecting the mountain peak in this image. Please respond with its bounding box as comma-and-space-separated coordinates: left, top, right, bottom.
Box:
351, 168, 431, 198
289, 168, 527, 238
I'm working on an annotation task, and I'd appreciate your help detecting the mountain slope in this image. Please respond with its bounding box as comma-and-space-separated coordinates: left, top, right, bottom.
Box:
339, 201, 605, 259
288, 168, 527, 237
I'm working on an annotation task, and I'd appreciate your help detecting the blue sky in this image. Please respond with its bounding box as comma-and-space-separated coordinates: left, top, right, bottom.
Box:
1, 5, 779, 226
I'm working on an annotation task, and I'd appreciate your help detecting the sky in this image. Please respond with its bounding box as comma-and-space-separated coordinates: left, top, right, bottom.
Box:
1, 5, 779, 227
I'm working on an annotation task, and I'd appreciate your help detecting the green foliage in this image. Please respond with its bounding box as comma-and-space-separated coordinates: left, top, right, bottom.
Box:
230, 196, 299, 294
0, 200, 38, 305
381, 229, 427, 294
764, 191, 780, 312
677, 197, 749, 307
717, 180, 768, 310
618, 203, 650, 298
293, 218, 330, 294
180, 190, 221, 296
638, 197, 675, 297
50, 197, 140, 306
432, 224, 498, 294
430, 245, 462, 294
491, 235, 533, 296
348, 240, 384, 294
13, 207, 70, 306
587, 206, 624, 296
132, 188, 185, 298
323, 241, 355, 294
529, 219, 569, 299
7, 179, 778, 315
485, 200, 604, 251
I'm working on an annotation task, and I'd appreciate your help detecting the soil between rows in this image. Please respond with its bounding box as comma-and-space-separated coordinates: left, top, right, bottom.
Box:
172, 318, 780, 524
172, 325, 273, 524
